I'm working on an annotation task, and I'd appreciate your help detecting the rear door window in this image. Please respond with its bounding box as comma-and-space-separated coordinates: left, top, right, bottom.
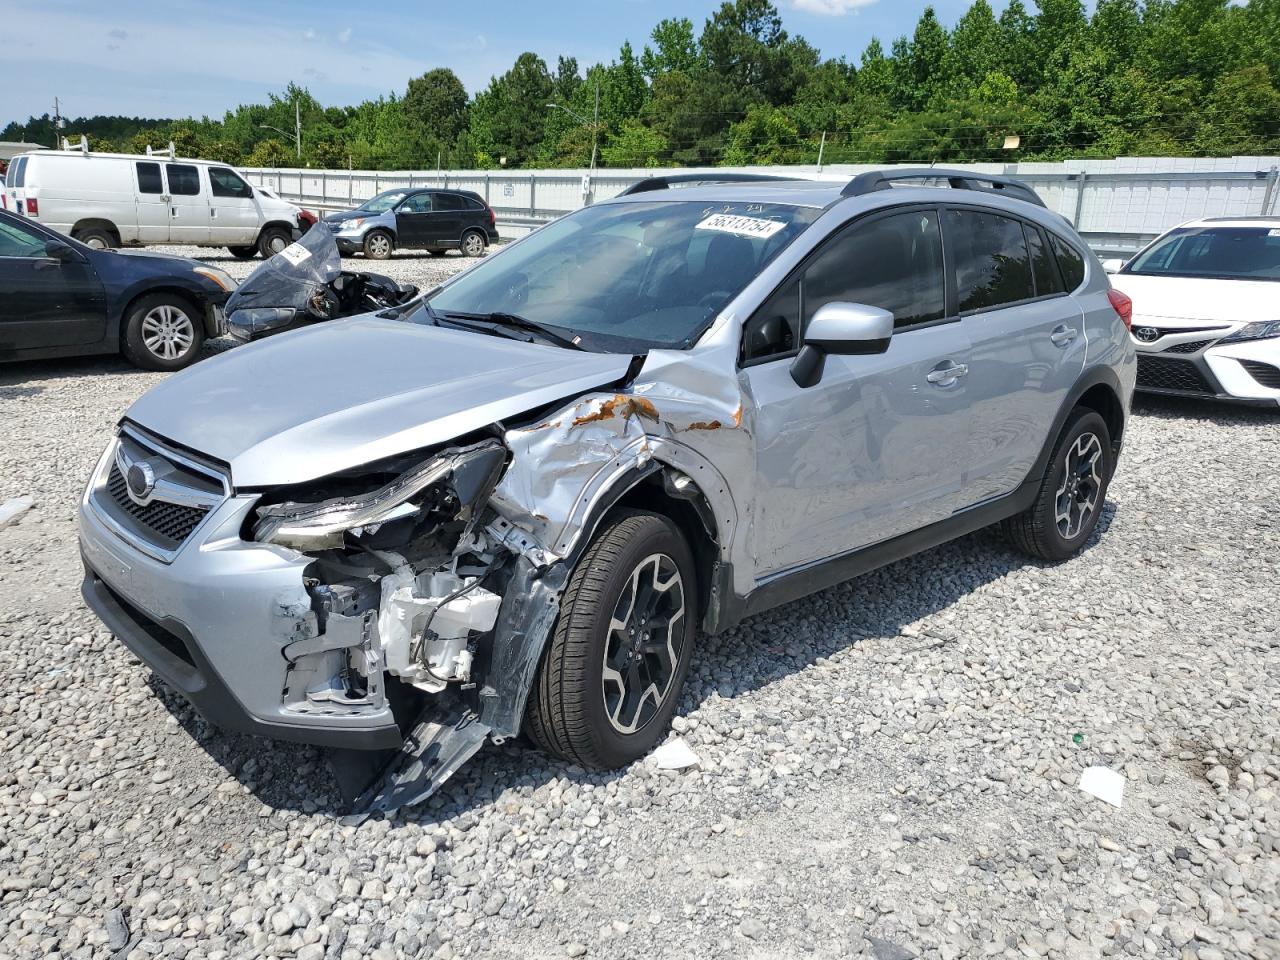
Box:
7, 156, 27, 188
948, 209, 1036, 311
165, 164, 201, 196
1050, 233, 1087, 290
136, 162, 163, 194
435, 193, 466, 211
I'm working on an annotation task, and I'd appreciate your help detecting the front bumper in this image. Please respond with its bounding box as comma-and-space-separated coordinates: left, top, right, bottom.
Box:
77, 438, 402, 750
1134, 336, 1280, 407
334, 235, 364, 254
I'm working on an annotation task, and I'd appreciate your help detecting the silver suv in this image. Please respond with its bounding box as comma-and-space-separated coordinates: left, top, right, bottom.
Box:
78, 170, 1136, 813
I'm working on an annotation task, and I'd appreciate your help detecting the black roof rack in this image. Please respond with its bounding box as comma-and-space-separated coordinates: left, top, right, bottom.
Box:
842, 168, 1046, 208
617, 173, 799, 196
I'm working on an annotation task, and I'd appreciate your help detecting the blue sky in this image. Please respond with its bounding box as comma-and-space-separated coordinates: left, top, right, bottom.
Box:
3, 0, 1018, 125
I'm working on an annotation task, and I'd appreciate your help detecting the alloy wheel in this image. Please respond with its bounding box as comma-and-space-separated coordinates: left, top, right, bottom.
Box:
463, 233, 485, 256
601, 553, 687, 734
368, 234, 391, 257
140, 304, 195, 361
1055, 432, 1103, 540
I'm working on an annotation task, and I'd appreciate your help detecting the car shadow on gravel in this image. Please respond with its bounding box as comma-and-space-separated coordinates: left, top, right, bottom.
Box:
0, 342, 239, 386
147, 500, 1120, 825
1134, 393, 1280, 424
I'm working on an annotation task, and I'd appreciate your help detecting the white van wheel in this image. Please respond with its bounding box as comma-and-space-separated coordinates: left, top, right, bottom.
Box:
257, 227, 292, 259
74, 226, 117, 249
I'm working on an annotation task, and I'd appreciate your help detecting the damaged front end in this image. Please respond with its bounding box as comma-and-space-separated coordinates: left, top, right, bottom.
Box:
249, 437, 569, 816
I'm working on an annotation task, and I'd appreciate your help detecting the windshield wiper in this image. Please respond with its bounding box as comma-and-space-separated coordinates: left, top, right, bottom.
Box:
439, 310, 586, 351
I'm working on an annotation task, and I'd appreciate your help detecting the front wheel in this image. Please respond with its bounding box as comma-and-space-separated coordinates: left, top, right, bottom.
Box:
363, 230, 393, 260
526, 512, 698, 770
256, 226, 291, 259
121, 293, 205, 371
1002, 408, 1114, 561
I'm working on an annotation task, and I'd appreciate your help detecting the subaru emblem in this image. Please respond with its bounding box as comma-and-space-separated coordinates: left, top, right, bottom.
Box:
126, 460, 158, 503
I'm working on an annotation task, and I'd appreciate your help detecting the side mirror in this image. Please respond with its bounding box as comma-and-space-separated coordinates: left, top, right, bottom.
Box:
790, 302, 894, 388
45, 239, 78, 262
1101, 258, 1124, 275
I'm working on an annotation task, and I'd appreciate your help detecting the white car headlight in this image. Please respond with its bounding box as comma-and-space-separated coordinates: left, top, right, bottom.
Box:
336, 217, 366, 232
1221, 320, 1280, 344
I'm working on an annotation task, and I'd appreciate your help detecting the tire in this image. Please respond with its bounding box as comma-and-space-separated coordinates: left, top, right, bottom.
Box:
1002, 408, 1114, 562
256, 226, 291, 259
526, 512, 698, 770
73, 226, 117, 249
227, 245, 257, 260
460, 230, 486, 258
121, 293, 205, 371
363, 230, 393, 260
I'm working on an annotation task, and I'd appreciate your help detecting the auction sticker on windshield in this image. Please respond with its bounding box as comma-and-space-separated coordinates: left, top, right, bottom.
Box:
277, 243, 312, 267
696, 213, 786, 240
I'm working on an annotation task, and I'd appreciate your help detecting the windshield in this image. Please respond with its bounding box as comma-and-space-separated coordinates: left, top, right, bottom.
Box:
228, 222, 340, 309
425, 199, 820, 352
1125, 226, 1280, 282
360, 190, 408, 214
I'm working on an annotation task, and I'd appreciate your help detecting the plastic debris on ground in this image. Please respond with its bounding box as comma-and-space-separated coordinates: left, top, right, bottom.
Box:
0, 497, 34, 528
650, 737, 702, 771
1078, 765, 1125, 807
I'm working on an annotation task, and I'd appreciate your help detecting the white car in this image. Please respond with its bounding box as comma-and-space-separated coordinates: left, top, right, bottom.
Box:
4, 147, 307, 258
1105, 218, 1280, 405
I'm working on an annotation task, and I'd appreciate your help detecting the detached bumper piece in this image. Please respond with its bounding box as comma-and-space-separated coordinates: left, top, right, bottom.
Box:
335, 694, 491, 820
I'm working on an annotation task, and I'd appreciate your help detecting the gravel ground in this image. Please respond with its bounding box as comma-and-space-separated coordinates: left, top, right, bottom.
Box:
1, 247, 1278, 960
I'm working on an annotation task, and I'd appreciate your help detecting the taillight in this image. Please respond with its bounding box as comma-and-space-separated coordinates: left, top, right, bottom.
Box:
25, 197, 38, 217
488, 207, 496, 227
1107, 288, 1133, 331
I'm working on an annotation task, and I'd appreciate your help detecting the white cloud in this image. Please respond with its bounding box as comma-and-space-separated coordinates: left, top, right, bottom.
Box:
302, 28, 317, 41
791, 0, 878, 15
337, 27, 352, 44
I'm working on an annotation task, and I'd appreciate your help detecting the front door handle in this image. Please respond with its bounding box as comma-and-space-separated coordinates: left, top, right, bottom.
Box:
1050, 324, 1078, 347
926, 360, 969, 386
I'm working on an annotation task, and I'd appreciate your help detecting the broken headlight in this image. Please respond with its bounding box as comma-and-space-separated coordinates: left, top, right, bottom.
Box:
253, 441, 506, 551
227, 307, 297, 340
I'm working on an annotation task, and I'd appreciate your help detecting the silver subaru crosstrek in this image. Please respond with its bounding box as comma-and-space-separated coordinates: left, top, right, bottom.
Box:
78, 170, 1136, 814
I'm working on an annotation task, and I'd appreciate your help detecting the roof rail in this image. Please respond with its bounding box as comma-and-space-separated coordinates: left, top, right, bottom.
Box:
843, 168, 1046, 208
618, 172, 799, 196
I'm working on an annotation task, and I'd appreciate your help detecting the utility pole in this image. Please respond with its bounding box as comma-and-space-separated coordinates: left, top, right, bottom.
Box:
53, 96, 65, 148
589, 79, 599, 180
295, 99, 302, 160
816, 131, 827, 172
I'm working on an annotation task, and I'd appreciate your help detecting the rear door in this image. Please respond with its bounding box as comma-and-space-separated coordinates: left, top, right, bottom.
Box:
947, 208, 1086, 504
164, 163, 210, 243
207, 167, 259, 244
744, 207, 974, 576
0, 216, 107, 350
394, 192, 435, 247
431, 192, 467, 243
134, 161, 170, 242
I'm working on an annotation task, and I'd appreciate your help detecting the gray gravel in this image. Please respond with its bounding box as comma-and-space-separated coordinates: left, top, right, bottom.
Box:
1, 248, 1278, 959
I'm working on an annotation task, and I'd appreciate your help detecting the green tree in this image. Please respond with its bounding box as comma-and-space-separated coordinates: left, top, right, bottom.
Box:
247, 138, 292, 167
600, 119, 668, 167
469, 52, 554, 166
404, 68, 469, 143
642, 17, 698, 79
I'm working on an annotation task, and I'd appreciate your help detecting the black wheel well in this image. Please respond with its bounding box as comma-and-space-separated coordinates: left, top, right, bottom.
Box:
259, 221, 294, 239
607, 471, 721, 629
118, 287, 204, 346
366, 226, 396, 242
1075, 383, 1125, 444
72, 218, 120, 242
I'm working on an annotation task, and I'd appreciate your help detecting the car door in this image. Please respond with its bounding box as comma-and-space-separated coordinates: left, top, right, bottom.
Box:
743, 207, 974, 577
946, 208, 1086, 504
393, 192, 435, 248
0, 216, 107, 350
207, 166, 259, 244
164, 163, 210, 243
431, 193, 466, 244
133, 161, 170, 242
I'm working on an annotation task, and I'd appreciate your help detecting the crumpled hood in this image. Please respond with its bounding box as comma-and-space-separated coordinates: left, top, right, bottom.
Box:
1111, 274, 1278, 324
125, 316, 633, 487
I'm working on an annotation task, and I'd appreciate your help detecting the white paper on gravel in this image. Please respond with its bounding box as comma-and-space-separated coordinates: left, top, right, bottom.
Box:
650, 737, 701, 770
0, 497, 34, 528
1078, 766, 1125, 807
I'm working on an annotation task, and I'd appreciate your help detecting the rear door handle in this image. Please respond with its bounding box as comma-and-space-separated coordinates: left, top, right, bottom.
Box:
926, 361, 969, 386
1050, 324, 1078, 347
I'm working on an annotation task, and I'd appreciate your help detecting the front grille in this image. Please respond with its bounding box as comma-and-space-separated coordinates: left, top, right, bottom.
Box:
1163, 339, 1215, 354
1240, 359, 1280, 389
1136, 355, 1214, 394
107, 462, 210, 544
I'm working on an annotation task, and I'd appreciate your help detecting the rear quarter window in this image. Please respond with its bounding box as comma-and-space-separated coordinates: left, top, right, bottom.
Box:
1050, 233, 1087, 290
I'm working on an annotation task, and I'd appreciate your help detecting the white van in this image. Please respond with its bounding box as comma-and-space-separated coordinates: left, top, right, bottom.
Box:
4, 148, 307, 259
